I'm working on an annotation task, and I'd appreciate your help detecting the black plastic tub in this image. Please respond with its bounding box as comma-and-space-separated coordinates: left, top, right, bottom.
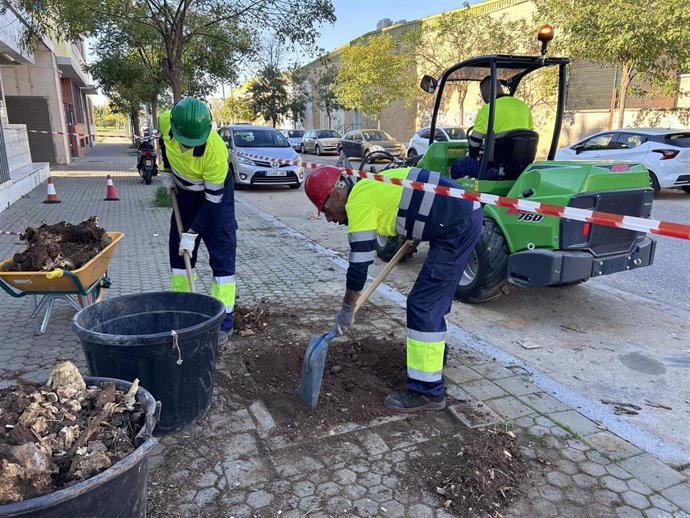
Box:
72, 292, 225, 434
0, 377, 157, 518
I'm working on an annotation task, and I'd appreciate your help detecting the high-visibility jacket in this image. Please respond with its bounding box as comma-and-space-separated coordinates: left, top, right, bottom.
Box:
159, 110, 229, 233
468, 95, 533, 156
345, 167, 480, 291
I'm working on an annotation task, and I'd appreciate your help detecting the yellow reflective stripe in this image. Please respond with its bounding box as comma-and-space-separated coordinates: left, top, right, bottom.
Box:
171, 270, 196, 292
211, 279, 236, 309
407, 336, 445, 380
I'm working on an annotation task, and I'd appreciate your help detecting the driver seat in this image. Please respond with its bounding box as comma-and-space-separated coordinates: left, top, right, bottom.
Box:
485, 129, 539, 181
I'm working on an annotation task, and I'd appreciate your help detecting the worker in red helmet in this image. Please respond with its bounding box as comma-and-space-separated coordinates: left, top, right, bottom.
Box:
304, 165, 483, 412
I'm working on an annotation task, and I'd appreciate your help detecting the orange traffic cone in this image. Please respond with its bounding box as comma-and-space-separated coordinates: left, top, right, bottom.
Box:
103, 175, 120, 201
43, 177, 61, 204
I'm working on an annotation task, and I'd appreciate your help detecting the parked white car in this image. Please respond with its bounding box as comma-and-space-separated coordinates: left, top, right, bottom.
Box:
555, 128, 690, 194
219, 125, 304, 189
407, 126, 466, 157
280, 129, 304, 151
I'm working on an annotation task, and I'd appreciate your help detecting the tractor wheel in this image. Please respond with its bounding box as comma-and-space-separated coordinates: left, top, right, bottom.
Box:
375, 234, 416, 262
454, 220, 509, 304
648, 171, 661, 195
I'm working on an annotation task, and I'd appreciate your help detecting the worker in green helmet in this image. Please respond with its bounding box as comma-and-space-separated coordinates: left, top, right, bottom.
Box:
159, 98, 237, 344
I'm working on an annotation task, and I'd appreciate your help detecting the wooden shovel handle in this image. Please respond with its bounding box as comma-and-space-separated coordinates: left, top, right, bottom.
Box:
354, 239, 415, 313
169, 187, 196, 293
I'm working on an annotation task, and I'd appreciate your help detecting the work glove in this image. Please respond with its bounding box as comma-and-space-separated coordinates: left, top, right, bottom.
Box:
179, 232, 197, 256
334, 303, 355, 335
162, 170, 176, 189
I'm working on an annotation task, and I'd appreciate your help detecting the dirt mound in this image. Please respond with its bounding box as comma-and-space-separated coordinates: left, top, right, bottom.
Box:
218, 305, 407, 435
3, 217, 112, 272
413, 428, 529, 517
0, 361, 147, 504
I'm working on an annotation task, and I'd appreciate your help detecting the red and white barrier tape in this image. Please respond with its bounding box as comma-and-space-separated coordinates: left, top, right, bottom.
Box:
1, 125, 155, 141
235, 150, 690, 241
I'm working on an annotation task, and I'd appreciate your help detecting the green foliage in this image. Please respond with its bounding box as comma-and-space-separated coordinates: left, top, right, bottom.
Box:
93, 103, 127, 127
286, 68, 310, 127
535, 0, 690, 127
400, 10, 546, 125
153, 186, 172, 208
7, 0, 335, 101
335, 34, 416, 126
211, 88, 257, 124
314, 64, 342, 129
247, 65, 289, 127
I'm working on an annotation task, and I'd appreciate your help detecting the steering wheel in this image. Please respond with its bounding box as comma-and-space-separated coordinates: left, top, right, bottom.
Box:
359, 150, 402, 172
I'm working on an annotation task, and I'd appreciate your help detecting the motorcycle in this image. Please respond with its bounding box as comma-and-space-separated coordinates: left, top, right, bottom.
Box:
136, 139, 159, 185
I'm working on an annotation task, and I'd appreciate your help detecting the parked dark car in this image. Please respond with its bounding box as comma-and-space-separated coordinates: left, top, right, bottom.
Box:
337, 129, 405, 159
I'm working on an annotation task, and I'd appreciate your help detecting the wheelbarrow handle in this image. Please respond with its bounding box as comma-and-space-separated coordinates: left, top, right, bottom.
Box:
169, 186, 196, 293
354, 239, 415, 314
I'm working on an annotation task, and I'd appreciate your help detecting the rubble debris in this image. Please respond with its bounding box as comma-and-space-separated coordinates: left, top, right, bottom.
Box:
2, 217, 112, 272
0, 361, 146, 504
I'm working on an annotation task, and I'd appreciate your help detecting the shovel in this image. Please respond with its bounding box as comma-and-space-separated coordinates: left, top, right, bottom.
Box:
169, 185, 196, 293
298, 239, 415, 408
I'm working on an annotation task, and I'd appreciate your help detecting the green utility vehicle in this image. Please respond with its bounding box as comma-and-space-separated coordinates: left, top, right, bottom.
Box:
373, 27, 656, 303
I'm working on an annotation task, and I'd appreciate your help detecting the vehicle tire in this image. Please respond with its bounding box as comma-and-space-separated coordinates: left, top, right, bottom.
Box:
300, 144, 306, 154
648, 171, 661, 195
315, 145, 321, 156
289, 183, 301, 190
374, 234, 416, 262
144, 170, 152, 185
407, 148, 417, 158
362, 148, 370, 160
682, 186, 690, 194
454, 219, 509, 304
337, 146, 344, 156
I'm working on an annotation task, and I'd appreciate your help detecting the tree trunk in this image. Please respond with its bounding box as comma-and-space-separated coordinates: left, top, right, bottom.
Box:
617, 63, 632, 129
130, 110, 141, 139
377, 117, 381, 130
150, 96, 158, 129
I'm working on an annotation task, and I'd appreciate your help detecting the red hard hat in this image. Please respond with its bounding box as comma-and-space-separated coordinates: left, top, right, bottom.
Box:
304, 165, 343, 211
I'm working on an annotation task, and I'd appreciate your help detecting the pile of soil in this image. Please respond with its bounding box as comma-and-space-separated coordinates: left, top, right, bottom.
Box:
0, 361, 146, 504
233, 303, 269, 337
414, 428, 529, 517
218, 304, 407, 435
2, 217, 112, 272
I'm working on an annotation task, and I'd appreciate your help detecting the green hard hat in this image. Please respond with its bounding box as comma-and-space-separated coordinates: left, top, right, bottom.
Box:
170, 98, 212, 147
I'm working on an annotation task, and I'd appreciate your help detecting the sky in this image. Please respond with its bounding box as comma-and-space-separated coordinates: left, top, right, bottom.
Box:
314, 0, 468, 53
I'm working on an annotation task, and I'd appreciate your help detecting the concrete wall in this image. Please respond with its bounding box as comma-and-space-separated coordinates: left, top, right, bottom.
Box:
0, 45, 70, 164
3, 123, 31, 170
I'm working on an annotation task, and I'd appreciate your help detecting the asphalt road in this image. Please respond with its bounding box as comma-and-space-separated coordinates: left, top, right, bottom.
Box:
235, 152, 690, 458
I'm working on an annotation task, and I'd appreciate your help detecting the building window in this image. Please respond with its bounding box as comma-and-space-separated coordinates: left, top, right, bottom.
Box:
72, 83, 83, 123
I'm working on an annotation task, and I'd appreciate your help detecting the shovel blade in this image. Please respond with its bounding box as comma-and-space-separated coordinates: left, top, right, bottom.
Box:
298, 329, 337, 408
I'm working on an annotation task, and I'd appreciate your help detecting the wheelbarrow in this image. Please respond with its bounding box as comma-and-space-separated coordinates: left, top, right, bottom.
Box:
0, 232, 124, 335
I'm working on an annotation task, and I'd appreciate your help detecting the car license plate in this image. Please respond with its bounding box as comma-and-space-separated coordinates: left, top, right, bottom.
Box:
266, 170, 286, 177
145, 159, 152, 166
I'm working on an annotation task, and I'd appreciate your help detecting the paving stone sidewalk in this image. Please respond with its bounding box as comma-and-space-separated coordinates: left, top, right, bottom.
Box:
0, 142, 688, 517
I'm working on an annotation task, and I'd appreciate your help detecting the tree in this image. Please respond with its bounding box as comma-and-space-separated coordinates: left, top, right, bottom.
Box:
7, 0, 336, 101
247, 65, 288, 127
286, 68, 310, 128
211, 88, 256, 124
315, 65, 342, 129
335, 34, 416, 129
94, 103, 128, 128
400, 9, 540, 126
535, 0, 690, 129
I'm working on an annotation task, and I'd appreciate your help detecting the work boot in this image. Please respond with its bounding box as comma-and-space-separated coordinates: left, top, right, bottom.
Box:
384, 391, 446, 413
218, 327, 234, 345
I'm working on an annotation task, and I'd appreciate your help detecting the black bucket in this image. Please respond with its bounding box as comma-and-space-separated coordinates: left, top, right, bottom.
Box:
72, 292, 225, 435
0, 377, 157, 518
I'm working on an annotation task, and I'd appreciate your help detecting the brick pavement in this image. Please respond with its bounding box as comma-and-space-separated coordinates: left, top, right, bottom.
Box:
0, 142, 688, 517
